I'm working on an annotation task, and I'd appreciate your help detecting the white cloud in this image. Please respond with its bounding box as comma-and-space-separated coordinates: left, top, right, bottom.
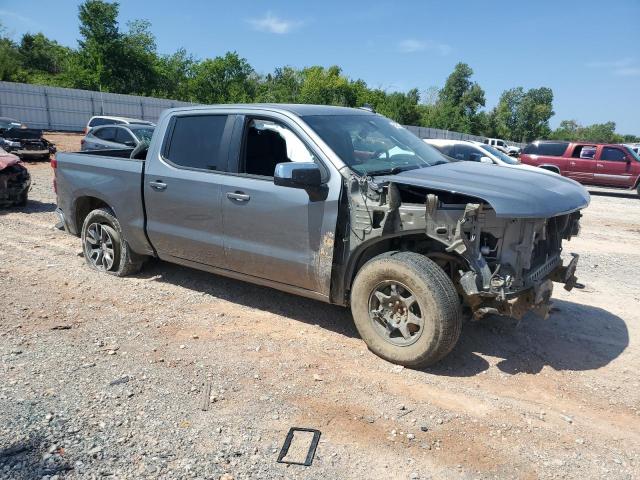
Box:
0, 10, 37, 27
247, 12, 302, 34
586, 58, 640, 77
397, 39, 451, 56
585, 57, 634, 68
615, 67, 640, 77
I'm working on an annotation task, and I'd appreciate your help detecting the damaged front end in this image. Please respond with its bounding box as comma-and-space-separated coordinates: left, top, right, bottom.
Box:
343, 174, 584, 321
0, 149, 31, 207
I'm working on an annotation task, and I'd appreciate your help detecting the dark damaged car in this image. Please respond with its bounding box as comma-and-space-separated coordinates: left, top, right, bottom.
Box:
0, 147, 31, 207
0, 118, 56, 161
53, 105, 589, 367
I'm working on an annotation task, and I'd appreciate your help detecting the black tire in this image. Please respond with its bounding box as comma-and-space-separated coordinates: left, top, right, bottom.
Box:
81, 207, 144, 276
350, 251, 462, 368
14, 190, 28, 207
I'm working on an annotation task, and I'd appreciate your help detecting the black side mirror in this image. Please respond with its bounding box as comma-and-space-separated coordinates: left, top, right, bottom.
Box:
469, 153, 482, 162
274, 162, 322, 188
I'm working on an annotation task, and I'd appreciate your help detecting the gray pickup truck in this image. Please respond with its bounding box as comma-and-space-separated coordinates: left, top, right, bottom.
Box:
54, 104, 589, 367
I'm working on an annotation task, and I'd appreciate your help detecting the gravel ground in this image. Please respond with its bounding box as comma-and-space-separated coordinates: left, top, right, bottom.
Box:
1, 136, 639, 479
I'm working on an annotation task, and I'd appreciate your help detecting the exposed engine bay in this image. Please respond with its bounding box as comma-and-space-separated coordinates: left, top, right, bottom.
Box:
344, 175, 583, 320
0, 127, 56, 160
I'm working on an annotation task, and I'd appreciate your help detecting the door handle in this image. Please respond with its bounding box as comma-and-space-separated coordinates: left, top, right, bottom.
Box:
569, 161, 576, 166
226, 191, 251, 202
149, 180, 167, 191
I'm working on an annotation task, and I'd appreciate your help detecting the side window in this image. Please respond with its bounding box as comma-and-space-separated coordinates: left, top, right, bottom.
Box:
572, 145, 596, 159
600, 147, 627, 162
534, 142, 569, 156
115, 128, 134, 144
241, 119, 316, 177
94, 127, 116, 141
166, 115, 228, 170
434, 145, 454, 157
453, 144, 479, 161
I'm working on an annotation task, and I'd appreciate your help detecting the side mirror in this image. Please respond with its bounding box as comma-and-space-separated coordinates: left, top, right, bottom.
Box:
124, 140, 136, 147
274, 162, 322, 188
480, 156, 494, 164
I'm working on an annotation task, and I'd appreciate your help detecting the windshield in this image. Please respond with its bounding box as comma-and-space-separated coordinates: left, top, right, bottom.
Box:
625, 146, 640, 161
479, 144, 520, 165
302, 114, 448, 176
131, 127, 155, 142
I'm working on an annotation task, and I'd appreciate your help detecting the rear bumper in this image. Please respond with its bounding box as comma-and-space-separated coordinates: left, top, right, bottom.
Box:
14, 149, 50, 159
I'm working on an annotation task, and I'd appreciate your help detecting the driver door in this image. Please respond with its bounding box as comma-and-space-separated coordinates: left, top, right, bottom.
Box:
220, 115, 341, 295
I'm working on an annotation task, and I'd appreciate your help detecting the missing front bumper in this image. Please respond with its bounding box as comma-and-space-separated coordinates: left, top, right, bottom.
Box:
468, 254, 580, 321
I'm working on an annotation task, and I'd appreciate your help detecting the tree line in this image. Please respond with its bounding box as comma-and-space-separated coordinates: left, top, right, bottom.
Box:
1, 0, 637, 144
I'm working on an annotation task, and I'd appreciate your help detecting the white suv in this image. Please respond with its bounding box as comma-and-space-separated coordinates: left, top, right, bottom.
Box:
484, 138, 521, 156
85, 116, 155, 133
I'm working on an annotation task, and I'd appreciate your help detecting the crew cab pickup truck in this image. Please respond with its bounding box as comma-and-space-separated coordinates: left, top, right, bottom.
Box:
54, 105, 589, 367
520, 141, 640, 196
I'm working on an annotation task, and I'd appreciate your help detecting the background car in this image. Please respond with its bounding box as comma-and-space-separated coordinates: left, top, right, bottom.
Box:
85, 115, 155, 133
0, 117, 25, 131
81, 124, 155, 151
0, 125, 56, 160
484, 137, 521, 156
520, 141, 640, 194
424, 139, 522, 165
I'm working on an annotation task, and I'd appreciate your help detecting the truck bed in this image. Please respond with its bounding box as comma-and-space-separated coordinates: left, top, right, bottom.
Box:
55, 150, 153, 256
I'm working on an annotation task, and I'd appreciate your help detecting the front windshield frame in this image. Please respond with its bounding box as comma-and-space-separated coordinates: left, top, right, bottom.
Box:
302, 114, 449, 176
479, 144, 520, 165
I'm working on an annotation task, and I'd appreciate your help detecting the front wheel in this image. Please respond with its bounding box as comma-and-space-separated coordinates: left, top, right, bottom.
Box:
350, 252, 462, 368
81, 207, 144, 276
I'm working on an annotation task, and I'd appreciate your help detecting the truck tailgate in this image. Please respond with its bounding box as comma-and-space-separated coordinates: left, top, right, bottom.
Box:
56, 152, 153, 256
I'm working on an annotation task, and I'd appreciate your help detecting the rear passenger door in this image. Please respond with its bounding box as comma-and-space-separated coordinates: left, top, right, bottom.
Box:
144, 113, 235, 267
89, 127, 119, 150
595, 146, 635, 187
565, 144, 596, 183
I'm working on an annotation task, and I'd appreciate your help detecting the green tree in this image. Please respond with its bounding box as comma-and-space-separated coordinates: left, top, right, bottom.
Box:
550, 120, 625, 143
191, 52, 256, 104
256, 66, 302, 103
19, 33, 72, 75
427, 63, 486, 134
297, 66, 356, 106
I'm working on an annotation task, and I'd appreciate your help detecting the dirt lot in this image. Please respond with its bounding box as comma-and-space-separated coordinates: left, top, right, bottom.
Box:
1, 134, 639, 479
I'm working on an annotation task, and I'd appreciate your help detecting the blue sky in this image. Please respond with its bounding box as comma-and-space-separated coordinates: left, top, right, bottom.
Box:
1, 0, 639, 134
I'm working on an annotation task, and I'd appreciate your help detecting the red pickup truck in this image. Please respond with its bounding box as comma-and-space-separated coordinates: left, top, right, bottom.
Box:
520, 141, 640, 196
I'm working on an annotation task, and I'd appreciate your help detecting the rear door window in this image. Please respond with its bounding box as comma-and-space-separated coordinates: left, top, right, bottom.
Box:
600, 147, 627, 162
93, 127, 116, 141
165, 115, 228, 171
453, 144, 479, 161
115, 128, 135, 145
572, 145, 596, 159
523, 142, 568, 156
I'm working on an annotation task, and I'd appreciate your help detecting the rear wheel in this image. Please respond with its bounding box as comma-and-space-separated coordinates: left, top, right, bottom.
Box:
350, 251, 462, 367
81, 207, 144, 276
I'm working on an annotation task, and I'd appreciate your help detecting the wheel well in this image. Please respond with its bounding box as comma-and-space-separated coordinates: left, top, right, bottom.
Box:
74, 196, 110, 235
539, 165, 560, 173
344, 233, 453, 298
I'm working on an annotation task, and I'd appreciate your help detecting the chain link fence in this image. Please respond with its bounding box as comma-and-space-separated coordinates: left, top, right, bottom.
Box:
0, 81, 524, 147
